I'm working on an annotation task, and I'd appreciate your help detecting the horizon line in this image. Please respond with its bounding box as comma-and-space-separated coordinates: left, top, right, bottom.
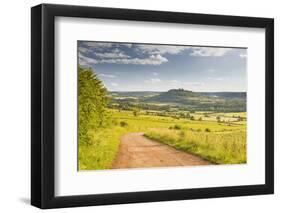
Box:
109, 90, 247, 93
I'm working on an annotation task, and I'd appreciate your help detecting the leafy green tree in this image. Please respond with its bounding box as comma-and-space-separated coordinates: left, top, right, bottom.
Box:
216, 116, 221, 123
132, 108, 140, 117
78, 66, 109, 145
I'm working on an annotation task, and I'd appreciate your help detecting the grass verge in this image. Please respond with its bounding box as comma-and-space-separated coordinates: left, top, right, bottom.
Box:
144, 128, 246, 164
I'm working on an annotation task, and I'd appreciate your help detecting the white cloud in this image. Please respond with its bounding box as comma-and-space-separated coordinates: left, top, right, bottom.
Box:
78, 47, 89, 53
78, 52, 98, 66
111, 82, 119, 87
190, 47, 232, 57
95, 52, 130, 59
135, 45, 233, 57
152, 72, 158, 76
83, 42, 112, 49
239, 53, 247, 58
96, 54, 168, 65
136, 44, 189, 55
145, 78, 162, 84
98, 74, 116, 78
79, 51, 168, 66
120, 43, 133, 48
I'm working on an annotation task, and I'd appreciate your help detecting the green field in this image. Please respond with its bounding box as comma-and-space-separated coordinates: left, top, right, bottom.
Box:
78, 67, 247, 170
79, 109, 246, 170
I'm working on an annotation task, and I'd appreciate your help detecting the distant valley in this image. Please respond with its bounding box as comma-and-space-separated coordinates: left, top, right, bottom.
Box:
109, 89, 246, 112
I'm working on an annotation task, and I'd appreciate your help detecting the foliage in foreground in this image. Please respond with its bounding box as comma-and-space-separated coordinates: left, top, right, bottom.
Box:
78, 66, 109, 145
145, 128, 246, 164
79, 126, 126, 170
78, 66, 117, 170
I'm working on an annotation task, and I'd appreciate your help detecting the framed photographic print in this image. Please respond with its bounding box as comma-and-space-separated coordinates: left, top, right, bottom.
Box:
31, 4, 274, 209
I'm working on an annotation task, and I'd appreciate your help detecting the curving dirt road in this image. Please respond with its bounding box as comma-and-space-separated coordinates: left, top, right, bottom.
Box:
111, 132, 210, 169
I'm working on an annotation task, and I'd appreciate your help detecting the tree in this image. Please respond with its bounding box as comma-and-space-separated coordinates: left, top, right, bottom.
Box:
133, 108, 140, 117
216, 116, 221, 123
78, 66, 109, 145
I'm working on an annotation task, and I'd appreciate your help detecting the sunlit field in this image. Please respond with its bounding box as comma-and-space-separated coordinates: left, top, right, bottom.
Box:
79, 109, 246, 170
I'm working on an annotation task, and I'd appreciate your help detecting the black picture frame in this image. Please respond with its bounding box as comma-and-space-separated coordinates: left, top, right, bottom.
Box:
31, 3, 274, 209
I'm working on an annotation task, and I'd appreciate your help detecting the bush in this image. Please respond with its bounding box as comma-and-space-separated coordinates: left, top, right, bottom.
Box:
120, 121, 128, 127
173, 124, 182, 130
179, 130, 186, 138
205, 128, 211, 132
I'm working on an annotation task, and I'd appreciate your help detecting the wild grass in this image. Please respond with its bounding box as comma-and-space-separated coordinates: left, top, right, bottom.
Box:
145, 128, 246, 164
78, 126, 127, 170
79, 110, 247, 170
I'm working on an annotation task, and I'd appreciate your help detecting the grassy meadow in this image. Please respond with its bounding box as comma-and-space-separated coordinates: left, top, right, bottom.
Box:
79, 108, 247, 170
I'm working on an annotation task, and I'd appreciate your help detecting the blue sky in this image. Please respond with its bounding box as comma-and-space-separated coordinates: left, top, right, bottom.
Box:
78, 41, 247, 92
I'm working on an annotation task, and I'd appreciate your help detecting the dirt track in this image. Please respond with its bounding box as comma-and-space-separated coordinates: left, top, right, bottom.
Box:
111, 132, 210, 169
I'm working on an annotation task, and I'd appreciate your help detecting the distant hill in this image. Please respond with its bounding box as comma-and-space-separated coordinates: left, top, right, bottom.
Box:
109, 91, 161, 97
109, 89, 246, 112
145, 89, 202, 103
144, 89, 246, 111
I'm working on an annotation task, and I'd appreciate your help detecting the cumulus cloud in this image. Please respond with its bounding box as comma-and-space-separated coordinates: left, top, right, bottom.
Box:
120, 43, 133, 48
136, 44, 190, 55
190, 47, 231, 57
95, 52, 130, 59
98, 74, 116, 78
78, 41, 234, 68
78, 46, 89, 53
96, 54, 168, 65
78, 52, 98, 66
82, 42, 113, 49
135, 45, 232, 57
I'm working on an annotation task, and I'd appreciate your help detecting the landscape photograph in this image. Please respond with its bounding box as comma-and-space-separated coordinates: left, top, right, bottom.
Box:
78, 41, 247, 171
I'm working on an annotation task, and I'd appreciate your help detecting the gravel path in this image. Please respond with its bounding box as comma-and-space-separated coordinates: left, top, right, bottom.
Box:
111, 132, 210, 169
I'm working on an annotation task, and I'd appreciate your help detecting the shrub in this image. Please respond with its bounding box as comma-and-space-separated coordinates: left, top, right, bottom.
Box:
179, 130, 186, 138
120, 121, 128, 127
205, 128, 211, 132
173, 124, 182, 130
